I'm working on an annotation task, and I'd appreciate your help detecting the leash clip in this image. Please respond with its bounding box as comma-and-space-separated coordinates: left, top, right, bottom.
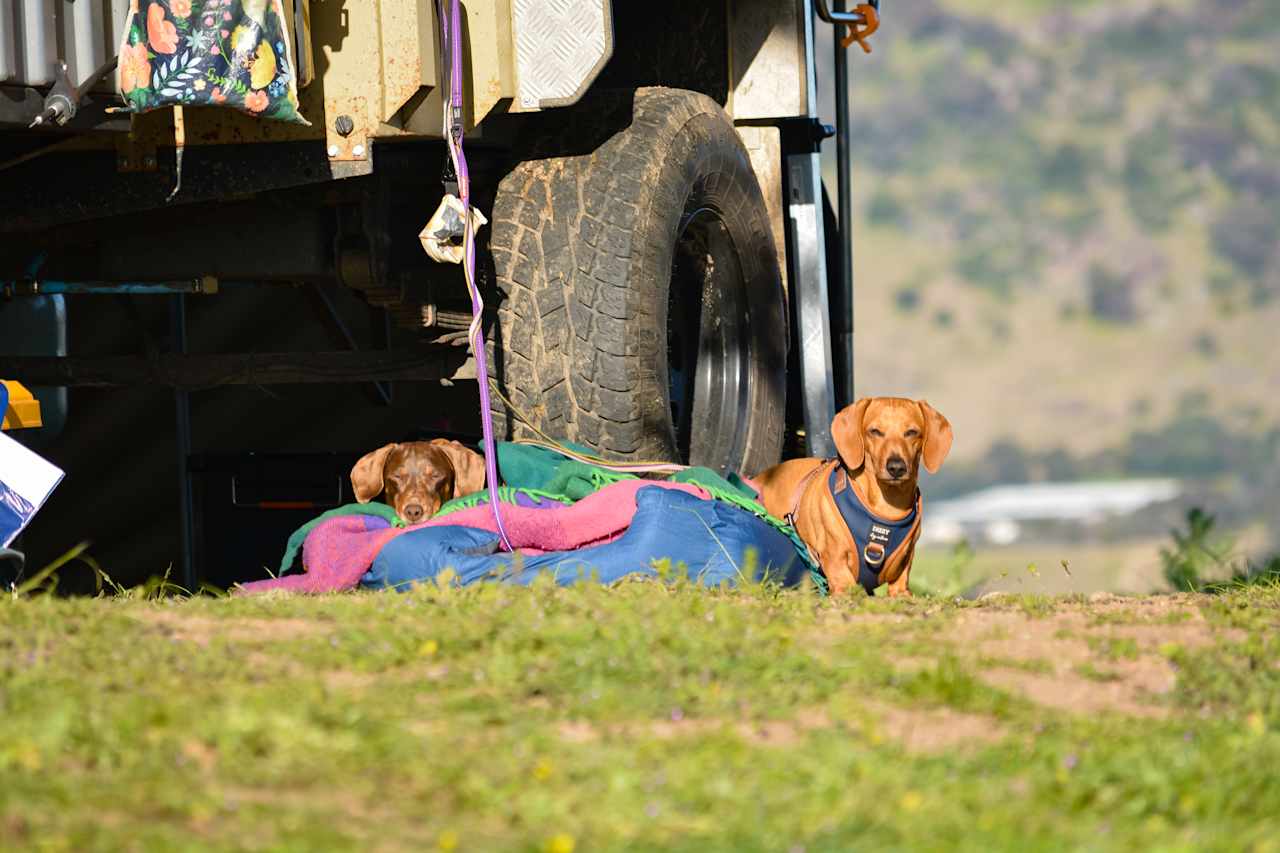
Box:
441, 154, 459, 197
863, 542, 885, 567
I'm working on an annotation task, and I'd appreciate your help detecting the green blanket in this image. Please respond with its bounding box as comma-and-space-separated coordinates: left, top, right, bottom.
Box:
496, 441, 635, 500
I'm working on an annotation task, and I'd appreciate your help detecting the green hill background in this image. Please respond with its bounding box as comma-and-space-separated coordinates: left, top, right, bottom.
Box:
818, 0, 1279, 497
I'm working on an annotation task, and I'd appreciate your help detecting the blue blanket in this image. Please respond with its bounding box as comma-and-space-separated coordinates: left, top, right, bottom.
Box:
361, 486, 808, 590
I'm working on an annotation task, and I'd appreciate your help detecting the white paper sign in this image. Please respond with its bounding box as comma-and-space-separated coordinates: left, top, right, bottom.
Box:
0, 431, 64, 547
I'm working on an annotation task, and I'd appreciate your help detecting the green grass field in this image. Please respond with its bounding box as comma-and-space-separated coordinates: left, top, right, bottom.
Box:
3, 580, 1278, 851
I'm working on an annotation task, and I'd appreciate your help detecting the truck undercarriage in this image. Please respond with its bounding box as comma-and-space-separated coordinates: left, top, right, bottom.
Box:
0, 0, 875, 588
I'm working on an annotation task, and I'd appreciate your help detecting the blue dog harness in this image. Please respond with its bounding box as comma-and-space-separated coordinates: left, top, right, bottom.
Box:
827, 466, 921, 595
784, 460, 924, 594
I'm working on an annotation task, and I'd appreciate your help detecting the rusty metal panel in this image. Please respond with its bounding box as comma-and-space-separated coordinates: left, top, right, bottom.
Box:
462, 0, 514, 125
728, 0, 808, 120
324, 94, 368, 160
376, 0, 436, 123
308, 0, 443, 149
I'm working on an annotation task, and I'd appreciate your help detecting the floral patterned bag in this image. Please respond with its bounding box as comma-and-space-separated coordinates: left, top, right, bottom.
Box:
116, 0, 308, 124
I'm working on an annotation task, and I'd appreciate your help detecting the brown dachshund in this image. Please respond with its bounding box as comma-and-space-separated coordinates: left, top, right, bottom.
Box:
755, 398, 952, 597
350, 439, 486, 523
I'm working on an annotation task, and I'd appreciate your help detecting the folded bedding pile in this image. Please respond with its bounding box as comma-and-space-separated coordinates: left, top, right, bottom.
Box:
239, 442, 819, 595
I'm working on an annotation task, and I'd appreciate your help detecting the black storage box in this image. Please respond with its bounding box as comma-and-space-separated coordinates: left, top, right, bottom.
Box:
190, 452, 358, 590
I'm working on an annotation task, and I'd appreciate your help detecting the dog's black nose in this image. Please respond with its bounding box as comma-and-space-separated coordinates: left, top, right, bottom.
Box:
886, 456, 908, 479
403, 503, 425, 522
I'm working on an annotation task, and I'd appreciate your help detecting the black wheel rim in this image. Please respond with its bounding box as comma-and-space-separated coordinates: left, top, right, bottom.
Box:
667, 207, 752, 471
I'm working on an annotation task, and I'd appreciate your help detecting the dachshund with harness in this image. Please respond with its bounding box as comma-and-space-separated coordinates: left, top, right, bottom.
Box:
755, 398, 953, 597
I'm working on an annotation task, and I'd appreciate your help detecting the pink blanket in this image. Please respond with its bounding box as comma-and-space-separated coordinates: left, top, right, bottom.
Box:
238, 479, 706, 595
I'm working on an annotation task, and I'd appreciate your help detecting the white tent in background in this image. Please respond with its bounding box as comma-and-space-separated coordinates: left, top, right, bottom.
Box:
922, 479, 1182, 545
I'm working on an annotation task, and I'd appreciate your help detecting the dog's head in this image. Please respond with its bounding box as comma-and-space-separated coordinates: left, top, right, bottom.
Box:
350, 439, 485, 523
831, 398, 953, 486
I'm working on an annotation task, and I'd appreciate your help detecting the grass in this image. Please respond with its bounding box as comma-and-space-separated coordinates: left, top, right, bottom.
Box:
2, 579, 1279, 850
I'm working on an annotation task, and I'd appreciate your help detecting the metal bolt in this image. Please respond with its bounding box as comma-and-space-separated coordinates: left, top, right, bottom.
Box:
334, 114, 355, 137
327, 144, 339, 157
352, 144, 366, 157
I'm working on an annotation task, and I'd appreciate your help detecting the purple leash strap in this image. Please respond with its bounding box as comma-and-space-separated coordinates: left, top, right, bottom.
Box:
444, 0, 512, 550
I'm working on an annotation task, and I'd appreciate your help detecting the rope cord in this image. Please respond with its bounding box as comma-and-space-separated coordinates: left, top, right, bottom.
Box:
486, 381, 689, 473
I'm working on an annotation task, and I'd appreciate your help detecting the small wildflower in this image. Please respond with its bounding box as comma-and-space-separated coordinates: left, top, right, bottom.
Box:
1247, 712, 1266, 736
437, 830, 458, 851
1063, 753, 1078, 770
418, 639, 439, 657
900, 791, 923, 812
543, 834, 575, 853
532, 759, 554, 782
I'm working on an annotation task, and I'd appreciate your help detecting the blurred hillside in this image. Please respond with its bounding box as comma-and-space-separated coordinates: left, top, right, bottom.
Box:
820, 0, 1280, 510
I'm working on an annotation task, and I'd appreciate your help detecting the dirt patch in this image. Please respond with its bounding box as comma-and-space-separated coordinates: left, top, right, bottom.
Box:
558, 708, 834, 748
557, 705, 997, 754
980, 667, 1170, 718
863, 702, 1006, 753
940, 604, 1237, 717
801, 609, 929, 661
133, 609, 328, 647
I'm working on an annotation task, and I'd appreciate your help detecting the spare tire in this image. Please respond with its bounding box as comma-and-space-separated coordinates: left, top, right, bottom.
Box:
488, 86, 787, 474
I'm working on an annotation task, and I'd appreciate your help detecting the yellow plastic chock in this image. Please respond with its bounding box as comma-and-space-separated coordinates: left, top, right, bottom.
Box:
1, 381, 42, 430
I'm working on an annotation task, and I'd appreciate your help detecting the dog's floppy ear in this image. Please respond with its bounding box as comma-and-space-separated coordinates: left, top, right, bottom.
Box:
351, 444, 396, 503
832, 398, 871, 470
430, 439, 486, 499
917, 400, 953, 473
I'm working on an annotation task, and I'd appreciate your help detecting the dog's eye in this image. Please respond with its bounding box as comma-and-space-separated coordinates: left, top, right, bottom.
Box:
905, 429, 919, 438
869, 428, 884, 438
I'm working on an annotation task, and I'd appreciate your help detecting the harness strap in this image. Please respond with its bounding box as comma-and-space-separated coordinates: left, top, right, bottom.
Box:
783, 459, 838, 577
784, 459, 838, 528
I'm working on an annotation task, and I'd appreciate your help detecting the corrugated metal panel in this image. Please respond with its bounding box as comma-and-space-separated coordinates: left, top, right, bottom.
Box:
513, 0, 612, 109
0, 2, 14, 80
1, 0, 127, 87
